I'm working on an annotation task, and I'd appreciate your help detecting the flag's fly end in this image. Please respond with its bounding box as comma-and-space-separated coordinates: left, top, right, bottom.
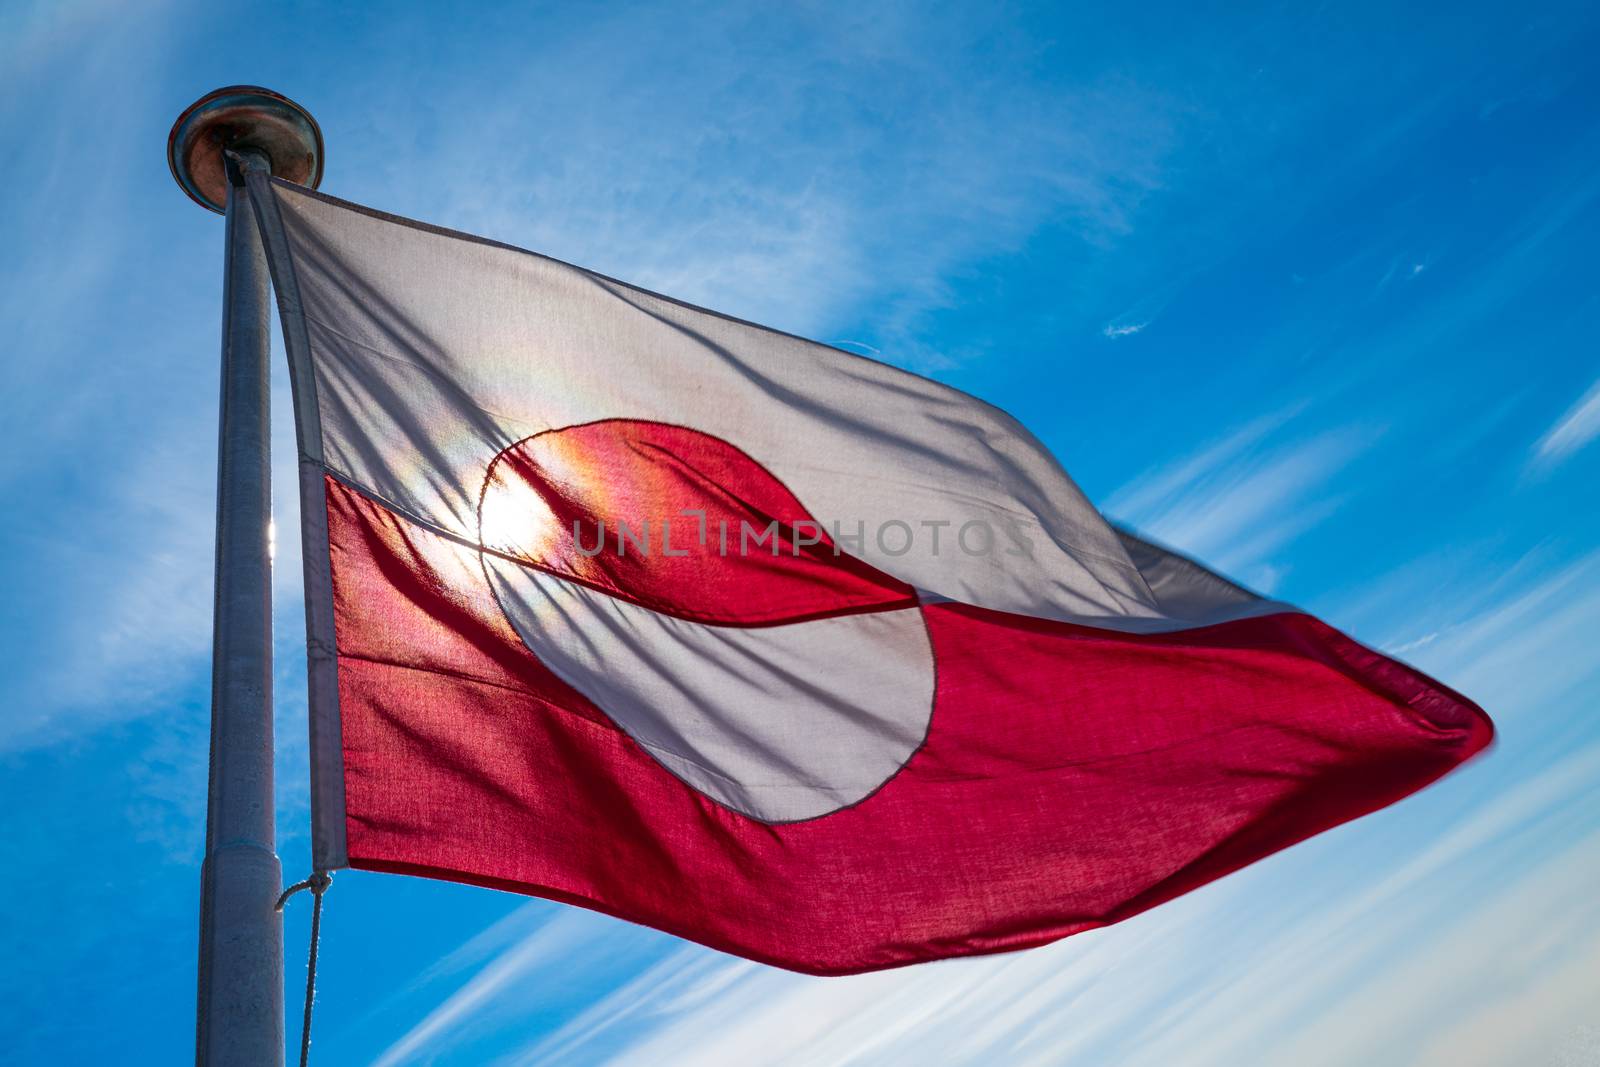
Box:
168, 85, 324, 214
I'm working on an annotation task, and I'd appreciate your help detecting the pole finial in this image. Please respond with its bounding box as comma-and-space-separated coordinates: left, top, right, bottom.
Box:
168, 86, 324, 214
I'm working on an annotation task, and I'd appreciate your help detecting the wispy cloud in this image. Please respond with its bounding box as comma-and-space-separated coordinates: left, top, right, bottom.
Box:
1531, 375, 1600, 468
1103, 409, 1373, 593
1407, 549, 1600, 721
1101, 321, 1147, 338
374, 911, 601, 1067
1267, 818, 1600, 1067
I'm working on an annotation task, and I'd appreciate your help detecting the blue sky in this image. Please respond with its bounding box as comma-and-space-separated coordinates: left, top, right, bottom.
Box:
3, 1, 1600, 1063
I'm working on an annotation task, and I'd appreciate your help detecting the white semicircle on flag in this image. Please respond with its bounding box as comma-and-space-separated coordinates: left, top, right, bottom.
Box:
482, 559, 935, 822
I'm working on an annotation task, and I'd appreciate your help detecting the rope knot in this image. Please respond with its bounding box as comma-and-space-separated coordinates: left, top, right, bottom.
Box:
276, 870, 335, 911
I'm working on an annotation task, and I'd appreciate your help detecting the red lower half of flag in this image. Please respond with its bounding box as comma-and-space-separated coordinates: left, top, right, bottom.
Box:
324, 475, 1490, 975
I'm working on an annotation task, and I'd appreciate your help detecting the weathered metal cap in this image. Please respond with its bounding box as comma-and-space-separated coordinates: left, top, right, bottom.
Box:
168, 86, 324, 213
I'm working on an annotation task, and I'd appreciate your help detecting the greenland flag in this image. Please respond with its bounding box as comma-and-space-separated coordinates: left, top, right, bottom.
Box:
247, 172, 1491, 974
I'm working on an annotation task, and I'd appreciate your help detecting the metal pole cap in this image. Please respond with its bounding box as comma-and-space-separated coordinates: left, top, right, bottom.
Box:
168, 86, 324, 214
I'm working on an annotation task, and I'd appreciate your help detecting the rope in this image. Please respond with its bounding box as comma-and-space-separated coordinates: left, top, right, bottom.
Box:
277, 870, 333, 1067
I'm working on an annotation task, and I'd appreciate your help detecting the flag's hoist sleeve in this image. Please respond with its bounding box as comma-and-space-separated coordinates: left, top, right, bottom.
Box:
247, 172, 1491, 975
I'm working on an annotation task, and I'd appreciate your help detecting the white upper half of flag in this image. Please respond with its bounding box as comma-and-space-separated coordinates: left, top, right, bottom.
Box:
265, 179, 1274, 632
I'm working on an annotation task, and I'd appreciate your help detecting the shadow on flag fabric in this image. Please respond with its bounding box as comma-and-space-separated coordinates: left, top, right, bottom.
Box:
246, 171, 1492, 975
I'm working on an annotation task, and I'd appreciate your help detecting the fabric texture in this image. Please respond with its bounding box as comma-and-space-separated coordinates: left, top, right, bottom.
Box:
253, 176, 1492, 973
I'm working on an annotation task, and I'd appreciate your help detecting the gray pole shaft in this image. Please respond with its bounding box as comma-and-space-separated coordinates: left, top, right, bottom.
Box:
196, 152, 284, 1067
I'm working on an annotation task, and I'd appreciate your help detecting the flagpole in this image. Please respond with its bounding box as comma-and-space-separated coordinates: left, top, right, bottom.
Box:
169, 86, 325, 1067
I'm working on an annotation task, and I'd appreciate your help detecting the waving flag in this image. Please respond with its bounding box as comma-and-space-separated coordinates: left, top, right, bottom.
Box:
248, 172, 1491, 975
